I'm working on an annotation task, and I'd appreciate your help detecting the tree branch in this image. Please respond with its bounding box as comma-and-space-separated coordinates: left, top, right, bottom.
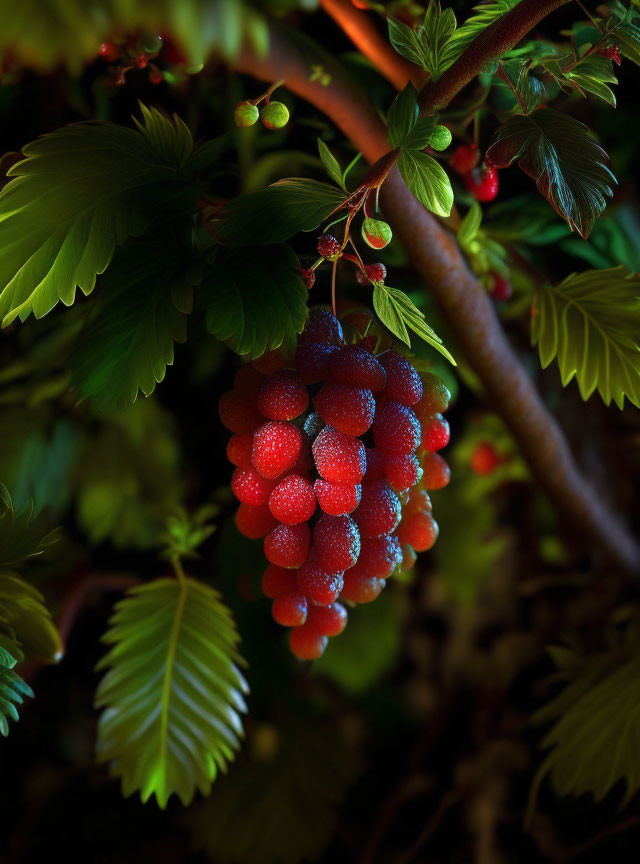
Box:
319, 0, 425, 90
232, 23, 640, 576
418, 0, 572, 113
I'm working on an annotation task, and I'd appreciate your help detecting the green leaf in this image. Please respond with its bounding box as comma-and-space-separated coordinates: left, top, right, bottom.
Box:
388, 17, 429, 68
74, 399, 184, 549
531, 266, 640, 409
387, 82, 419, 149
608, 1, 640, 66
95, 575, 248, 808
212, 179, 347, 246
398, 149, 454, 217
0, 487, 62, 570
200, 245, 308, 358
486, 108, 616, 239
0, 571, 61, 663
317, 139, 345, 191
498, 59, 546, 113
69, 237, 196, 411
0, 105, 199, 326
373, 283, 455, 363
532, 642, 640, 807
314, 593, 400, 693
421, 0, 457, 81
0, 650, 33, 738
184, 708, 360, 864
560, 55, 618, 107
440, 0, 521, 72
458, 202, 483, 247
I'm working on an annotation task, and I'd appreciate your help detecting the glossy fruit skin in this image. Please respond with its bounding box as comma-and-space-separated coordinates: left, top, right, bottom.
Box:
464, 166, 499, 202
449, 143, 479, 174
100, 42, 120, 62
260, 101, 290, 130
317, 234, 342, 261
470, 442, 502, 475
361, 217, 392, 250
234, 100, 259, 127
220, 307, 452, 659
431, 125, 452, 151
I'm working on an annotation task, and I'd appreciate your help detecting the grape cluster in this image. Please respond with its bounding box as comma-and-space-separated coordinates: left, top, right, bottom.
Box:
219, 309, 451, 660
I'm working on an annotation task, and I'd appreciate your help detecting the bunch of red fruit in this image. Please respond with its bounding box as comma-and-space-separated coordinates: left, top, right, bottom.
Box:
219, 309, 451, 660
449, 143, 499, 203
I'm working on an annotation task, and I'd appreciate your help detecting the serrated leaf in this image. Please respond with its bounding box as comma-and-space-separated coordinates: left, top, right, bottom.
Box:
558, 54, 618, 107
532, 643, 640, 806
531, 266, 640, 409
95, 575, 248, 808
69, 237, 196, 411
0, 571, 61, 662
0, 651, 33, 738
608, 1, 640, 66
314, 593, 400, 693
0, 105, 198, 326
211, 179, 347, 246
0, 487, 62, 569
373, 283, 455, 363
486, 108, 616, 238
421, 0, 457, 81
200, 244, 308, 358
440, 0, 521, 72
398, 149, 453, 217
498, 59, 546, 113
388, 17, 429, 68
184, 708, 359, 864
317, 139, 345, 191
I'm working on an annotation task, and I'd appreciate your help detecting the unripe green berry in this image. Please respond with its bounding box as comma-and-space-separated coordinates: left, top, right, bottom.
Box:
430, 125, 452, 151
234, 101, 259, 128
142, 34, 163, 54
362, 217, 392, 250
260, 101, 290, 130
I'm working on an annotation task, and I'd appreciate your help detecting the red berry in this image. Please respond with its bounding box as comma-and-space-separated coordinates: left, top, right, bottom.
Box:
421, 453, 451, 490
356, 263, 387, 285
235, 503, 278, 539
313, 514, 361, 573
464, 166, 499, 202
134, 54, 149, 69
363, 447, 386, 483
470, 441, 501, 475
294, 340, 338, 384
421, 414, 450, 452
299, 267, 316, 290
449, 143, 479, 175
396, 512, 439, 552
258, 370, 309, 420
303, 412, 325, 441
264, 522, 311, 569
353, 480, 401, 538
314, 382, 376, 436
312, 426, 366, 484
231, 467, 276, 506
252, 349, 286, 375
379, 352, 423, 405
382, 451, 422, 491
414, 373, 450, 420
317, 234, 342, 260
226, 432, 254, 467
404, 487, 432, 516
300, 308, 344, 346
99, 42, 119, 62
372, 401, 421, 452
261, 564, 298, 599
400, 543, 417, 571
272, 591, 308, 627
298, 555, 344, 605
306, 603, 347, 636
360, 534, 402, 579
314, 479, 361, 516
328, 345, 386, 392
289, 624, 328, 660
252, 420, 302, 479
341, 570, 384, 604
148, 64, 163, 84
218, 390, 263, 433
490, 274, 512, 301
598, 43, 621, 65
269, 475, 316, 525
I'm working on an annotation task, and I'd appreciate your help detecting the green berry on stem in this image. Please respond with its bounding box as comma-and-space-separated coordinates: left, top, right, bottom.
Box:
430, 125, 452, 151
260, 101, 290, 130
362, 217, 392, 250
234, 100, 260, 128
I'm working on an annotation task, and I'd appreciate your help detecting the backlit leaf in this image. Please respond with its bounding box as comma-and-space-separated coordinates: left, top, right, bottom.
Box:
398, 149, 454, 217
373, 283, 455, 363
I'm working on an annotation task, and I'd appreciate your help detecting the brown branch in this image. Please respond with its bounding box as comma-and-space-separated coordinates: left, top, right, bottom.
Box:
319, 0, 425, 90
419, 0, 572, 113
232, 23, 640, 576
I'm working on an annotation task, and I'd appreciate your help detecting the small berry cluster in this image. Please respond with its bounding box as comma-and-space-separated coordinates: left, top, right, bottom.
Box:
219, 309, 451, 661
234, 81, 290, 130
449, 143, 499, 203
99, 34, 165, 85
